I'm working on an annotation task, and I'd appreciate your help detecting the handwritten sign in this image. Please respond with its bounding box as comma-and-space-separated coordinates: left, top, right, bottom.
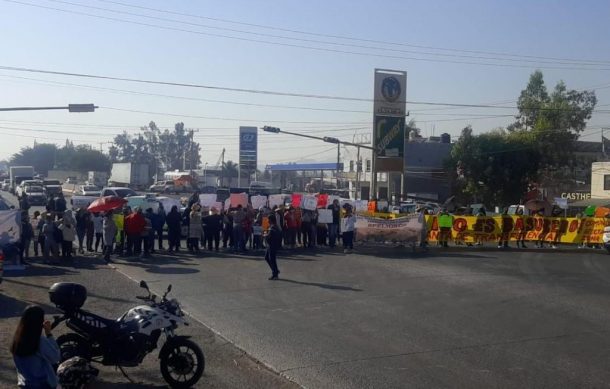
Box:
317, 209, 333, 224
302, 195, 318, 211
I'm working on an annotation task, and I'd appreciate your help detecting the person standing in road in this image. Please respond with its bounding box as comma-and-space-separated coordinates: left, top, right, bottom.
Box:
11, 305, 60, 389
188, 204, 203, 253
41, 214, 60, 264
142, 208, 154, 258
153, 203, 166, 251
85, 212, 95, 252
342, 208, 356, 254
54, 194, 67, 220
284, 207, 298, 249
74, 209, 87, 254
203, 207, 223, 252
19, 212, 34, 264
166, 205, 182, 252
438, 209, 453, 248
327, 199, 341, 248
59, 210, 76, 259
232, 205, 246, 253
102, 212, 117, 263
32, 211, 44, 257
92, 212, 104, 252
124, 208, 146, 256
264, 214, 281, 280
19, 194, 30, 212
222, 209, 233, 250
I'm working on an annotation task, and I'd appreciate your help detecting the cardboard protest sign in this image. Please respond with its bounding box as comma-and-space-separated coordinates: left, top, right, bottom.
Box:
317, 194, 329, 208
251, 195, 268, 210
199, 194, 217, 207
268, 194, 284, 208
291, 193, 302, 208
230, 193, 248, 208
355, 200, 369, 212
302, 195, 318, 211
317, 209, 333, 224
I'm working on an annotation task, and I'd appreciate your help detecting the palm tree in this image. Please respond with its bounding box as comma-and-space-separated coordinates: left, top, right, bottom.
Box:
221, 160, 239, 187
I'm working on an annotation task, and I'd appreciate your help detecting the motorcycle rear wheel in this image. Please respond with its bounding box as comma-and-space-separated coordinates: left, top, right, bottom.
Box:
159, 338, 205, 389
57, 333, 91, 362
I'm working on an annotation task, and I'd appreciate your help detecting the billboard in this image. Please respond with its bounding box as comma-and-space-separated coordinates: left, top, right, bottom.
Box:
239, 126, 258, 173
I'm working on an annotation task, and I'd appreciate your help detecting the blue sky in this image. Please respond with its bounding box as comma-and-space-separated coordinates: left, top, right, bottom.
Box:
0, 0, 609, 166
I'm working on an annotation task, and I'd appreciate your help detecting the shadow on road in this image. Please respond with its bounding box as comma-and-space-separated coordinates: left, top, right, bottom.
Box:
278, 278, 363, 292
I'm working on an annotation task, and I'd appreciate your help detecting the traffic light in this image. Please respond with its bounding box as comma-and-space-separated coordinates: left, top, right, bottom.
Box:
262, 126, 281, 133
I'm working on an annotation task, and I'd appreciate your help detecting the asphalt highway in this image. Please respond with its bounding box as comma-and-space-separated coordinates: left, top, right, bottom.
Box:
108, 246, 610, 388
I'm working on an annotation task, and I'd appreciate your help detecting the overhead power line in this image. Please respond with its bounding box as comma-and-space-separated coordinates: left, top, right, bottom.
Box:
1, 65, 608, 114
5, 0, 610, 71
37, 0, 610, 68
94, 0, 610, 66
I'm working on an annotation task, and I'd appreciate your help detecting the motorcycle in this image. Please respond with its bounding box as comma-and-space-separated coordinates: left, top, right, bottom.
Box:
49, 280, 204, 388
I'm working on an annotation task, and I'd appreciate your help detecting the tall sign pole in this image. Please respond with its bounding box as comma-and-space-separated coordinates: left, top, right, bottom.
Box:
239, 126, 258, 187
371, 69, 407, 199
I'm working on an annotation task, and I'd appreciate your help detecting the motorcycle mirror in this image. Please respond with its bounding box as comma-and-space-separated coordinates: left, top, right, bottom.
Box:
139, 280, 149, 290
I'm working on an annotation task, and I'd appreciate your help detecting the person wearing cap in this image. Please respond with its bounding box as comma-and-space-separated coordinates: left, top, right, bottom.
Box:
188, 204, 203, 253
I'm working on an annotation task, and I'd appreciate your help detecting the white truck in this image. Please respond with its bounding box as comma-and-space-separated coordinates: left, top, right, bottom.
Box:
9, 166, 35, 195
108, 163, 149, 190
88, 170, 109, 187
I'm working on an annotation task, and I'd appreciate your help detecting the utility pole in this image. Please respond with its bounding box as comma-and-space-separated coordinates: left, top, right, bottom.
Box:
336, 143, 341, 189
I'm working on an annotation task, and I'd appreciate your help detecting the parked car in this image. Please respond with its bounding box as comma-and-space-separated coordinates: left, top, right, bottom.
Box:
1, 179, 10, 191
101, 187, 137, 198
77, 185, 102, 197
149, 180, 179, 193
24, 185, 47, 205
16, 179, 43, 198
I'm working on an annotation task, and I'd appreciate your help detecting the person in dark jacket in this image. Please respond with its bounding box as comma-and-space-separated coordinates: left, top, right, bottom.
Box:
54, 194, 67, 220
19, 194, 30, 211
20, 212, 34, 263
75, 209, 87, 254
264, 214, 281, 280
152, 203, 166, 250
222, 210, 233, 249
165, 205, 182, 252
203, 208, 223, 251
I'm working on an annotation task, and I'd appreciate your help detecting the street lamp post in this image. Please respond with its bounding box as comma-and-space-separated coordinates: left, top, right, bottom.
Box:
203, 163, 208, 185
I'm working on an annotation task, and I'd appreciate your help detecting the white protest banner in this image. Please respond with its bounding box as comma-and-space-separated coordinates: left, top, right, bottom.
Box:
251, 195, 268, 209
0, 210, 21, 245
317, 209, 333, 224
230, 192, 248, 208
355, 200, 369, 212
199, 194, 217, 207
268, 194, 285, 208
302, 195, 318, 211
211, 202, 223, 211
355, 214, 423, 243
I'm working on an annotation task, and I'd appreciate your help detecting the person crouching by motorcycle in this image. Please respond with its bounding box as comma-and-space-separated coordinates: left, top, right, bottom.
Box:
11, 305, 60, 389
102, 212, 117, 263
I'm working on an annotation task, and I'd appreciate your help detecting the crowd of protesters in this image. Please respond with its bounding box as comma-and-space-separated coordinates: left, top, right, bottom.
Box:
15, 191, 357, 265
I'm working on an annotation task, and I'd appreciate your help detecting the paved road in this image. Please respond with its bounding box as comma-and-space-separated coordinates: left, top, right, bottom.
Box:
0, 256, 298, 388
108, 246, 610, 389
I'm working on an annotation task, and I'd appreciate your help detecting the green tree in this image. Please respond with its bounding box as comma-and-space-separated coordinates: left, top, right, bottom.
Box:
447, 126, 540, 206
10, 144, 57, 175
222, 160, 239, 178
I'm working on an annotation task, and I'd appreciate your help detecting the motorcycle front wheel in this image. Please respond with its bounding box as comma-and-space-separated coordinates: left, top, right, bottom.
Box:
159, 338, 205, 388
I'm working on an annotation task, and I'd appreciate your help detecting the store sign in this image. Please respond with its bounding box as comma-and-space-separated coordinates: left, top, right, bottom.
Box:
374, 70, 407, 117
560, 192, 591, 201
